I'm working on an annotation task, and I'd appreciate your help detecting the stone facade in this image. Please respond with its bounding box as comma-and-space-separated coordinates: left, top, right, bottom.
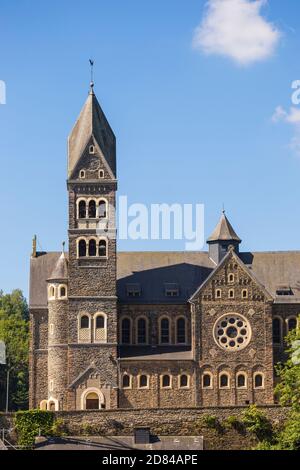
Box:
29, 86, 300, 413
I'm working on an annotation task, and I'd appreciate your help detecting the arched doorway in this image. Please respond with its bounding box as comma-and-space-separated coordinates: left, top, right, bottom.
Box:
48, 401, 56, 411
81, 388, 105, 410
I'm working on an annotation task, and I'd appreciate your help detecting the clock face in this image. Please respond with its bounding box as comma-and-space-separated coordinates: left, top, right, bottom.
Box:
213, 313, 252, 351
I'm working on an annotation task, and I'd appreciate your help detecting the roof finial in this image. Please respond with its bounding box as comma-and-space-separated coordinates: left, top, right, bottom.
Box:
32, 235, 37, 258
89, 59, 94, 93
222, 203, 226, 215
62, 241, 65, 253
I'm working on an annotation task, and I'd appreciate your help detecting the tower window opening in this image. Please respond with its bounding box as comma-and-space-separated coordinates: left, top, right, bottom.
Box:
99, 240, 107, 257
99, 200, 107, 219
89, 239, 97, 257
79, 170, 86, 179
78, 240, 87, 257
89, 145, 95, 154
88, 200, 96, 218
79, 200, 86, 219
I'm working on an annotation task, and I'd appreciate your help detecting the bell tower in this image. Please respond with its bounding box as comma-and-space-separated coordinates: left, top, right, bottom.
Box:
66, 77, 118, 409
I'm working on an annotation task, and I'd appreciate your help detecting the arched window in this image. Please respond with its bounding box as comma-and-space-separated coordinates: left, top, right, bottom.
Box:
242, 289, 248, 299
176, 318, 186, 344
40, 400, 48, 411
79, 240, 87, 257
203, 373, 212, 389
287, 317, 297, 333
79, 170, 85, 179
59, 285, 67, 298
228, 289, 235, 299
88, 200, 96, 218
78, 200, 86, 219
216, 289, 222, 299
79, 314, 91, 343
99, 200, 107, 219
273, 318, 282, 344
122, 374, 131, 389
228, 274, 234, 284
254, 373, 264, 389
121, 318, 131, 344
237, 373, 247, 389
160, 318, 170, 344
89, 145, 95, 154
80, 315, 89, 329
137, 318, 147, 344
179, 374, 189, 389
99, 170, 104, 179
89, 239, 97, 257
48, 285, 55, 299
138, 375, 149, 389
85, 392, 99, 410
99, 240, 107, 257
161, 375, 171, 389
94, 314, 107, 343
219, 373, 230, 389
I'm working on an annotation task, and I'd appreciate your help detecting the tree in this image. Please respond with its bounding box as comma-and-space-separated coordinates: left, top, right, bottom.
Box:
0, 290, 29, 410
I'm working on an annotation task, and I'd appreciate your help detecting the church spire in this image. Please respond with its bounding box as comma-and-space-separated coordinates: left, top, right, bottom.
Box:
207, 212, 241, 265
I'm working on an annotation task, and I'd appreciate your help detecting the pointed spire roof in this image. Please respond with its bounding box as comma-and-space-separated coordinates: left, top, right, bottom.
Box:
48, 251, 68, 281
68, 86, 116, 178
207, 212, 241, 243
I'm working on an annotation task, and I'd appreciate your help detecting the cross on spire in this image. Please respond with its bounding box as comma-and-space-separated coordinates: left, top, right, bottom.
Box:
89, 59, 94, 91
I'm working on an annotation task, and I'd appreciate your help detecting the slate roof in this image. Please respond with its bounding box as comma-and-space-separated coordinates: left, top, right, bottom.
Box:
29, 250, 300, 308
48, 252, 68, 281
207, 212, 241, 243
68, 89, 116, 178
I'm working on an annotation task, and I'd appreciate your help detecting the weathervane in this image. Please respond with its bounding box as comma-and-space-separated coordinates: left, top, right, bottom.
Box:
89, 59, 94, 90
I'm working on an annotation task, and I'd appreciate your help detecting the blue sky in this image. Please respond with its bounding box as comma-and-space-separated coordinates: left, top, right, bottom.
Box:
0, 0, 300, 298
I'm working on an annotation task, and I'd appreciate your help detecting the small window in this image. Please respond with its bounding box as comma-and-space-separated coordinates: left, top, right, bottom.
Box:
88, 200, 96, 218
96, 316, 105, 329
122, 374, 131, 389
228, 274, 234, 284
165, 283, 179, 297
237, 373, 247, 389
80, 315, 89, 329
50, 324, 54, 335
139, 375, 149, 389
59, 286, 66, 298
203, 373, 212, 389
242, 289, 248, 299
99, 239, 107, 257
95, 314, 107, 343
219, 373, 230, 389
254, 373, 264, 389
78, 200, 86, 219
161, 375, 171, 389
216, 289, 222, 299
89, 145, 95, 154
89, 239, 97, 257
179, 374, 189, 389
49, 286, 55, 299
78, 239, 87, 257
228, 289, 235, 299
79, 170, 86, 179
176, 318, 186, 344
99, 170, 104, 179
99, 200, 107, 219
126, 284, 141, 298
160, 318, 170, 344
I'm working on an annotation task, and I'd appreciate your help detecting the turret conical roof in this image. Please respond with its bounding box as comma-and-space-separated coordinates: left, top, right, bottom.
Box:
207, 212, 241, 243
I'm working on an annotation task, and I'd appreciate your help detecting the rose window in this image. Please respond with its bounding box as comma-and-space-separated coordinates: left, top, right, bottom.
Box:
213, 314, 251, 351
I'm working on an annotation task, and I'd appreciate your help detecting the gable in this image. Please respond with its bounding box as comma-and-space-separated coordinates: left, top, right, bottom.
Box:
69, 137, 115, 181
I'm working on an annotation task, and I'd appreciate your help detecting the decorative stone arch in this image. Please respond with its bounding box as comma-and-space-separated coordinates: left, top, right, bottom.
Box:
77, 237, 88, 258
178, 373, 190, 389
202, 369, 214, 389
48, 284, 56, 300
40, 400, 48, 411
58, 284, 67, 299
217, 366, 231, 389
236, 370, 248, 389
81, 388, 105, 410
94, 312, 107, 343
76, 198, 88, 219
78, 312, 92, 343
160, 373, 172, 389
135, 315, 149, 345
47, 397, 59, 411
252, 366, 265, 390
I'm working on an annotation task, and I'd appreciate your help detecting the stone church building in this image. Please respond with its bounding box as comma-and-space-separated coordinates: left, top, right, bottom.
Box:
29, 85, 300, 412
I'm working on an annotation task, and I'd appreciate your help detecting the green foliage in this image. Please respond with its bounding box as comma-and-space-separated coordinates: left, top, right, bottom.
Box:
275, 317, 300, 411
201, 414, 222, 432
225, 415, 245, 433
15, 410, 54, 449
51, 418, 68, 437
242, 406, 273, 441
0, 289, 29, 410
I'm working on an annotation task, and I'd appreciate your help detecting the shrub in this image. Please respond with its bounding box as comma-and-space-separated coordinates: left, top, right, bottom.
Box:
201, 414, 223, 432
225, 415, 245, 434
15, 410, 54, 449
241, 406, 273, 442
51, 418, 68, 437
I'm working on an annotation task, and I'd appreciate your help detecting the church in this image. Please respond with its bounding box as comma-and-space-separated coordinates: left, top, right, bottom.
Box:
29, 84, 300, 412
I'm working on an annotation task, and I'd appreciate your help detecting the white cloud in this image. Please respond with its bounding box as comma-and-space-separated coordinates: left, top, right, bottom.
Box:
272, 106, 300, 156
193, 0, 281, 66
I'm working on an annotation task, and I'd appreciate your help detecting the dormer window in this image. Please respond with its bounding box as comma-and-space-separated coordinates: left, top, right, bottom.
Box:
79, 170, 86, 179
99, 170, 104, 179
89, 145, 95, 154
126, 283, 141, 298
276, 286, 294, 296
165, 283, 179, 297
